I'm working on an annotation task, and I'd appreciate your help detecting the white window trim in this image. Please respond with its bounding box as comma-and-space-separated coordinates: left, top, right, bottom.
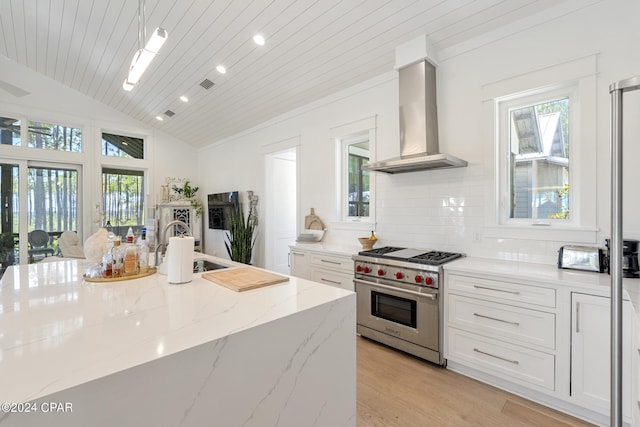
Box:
330, 115, 377, 228
482, 54, 598, 243
497, 84, 575, 226
338, 132, 373, 222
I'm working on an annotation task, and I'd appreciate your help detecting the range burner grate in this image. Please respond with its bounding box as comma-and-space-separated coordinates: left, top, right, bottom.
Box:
358, 246, 405, 256
409, 251, 462, 265
357, 246, 463, 266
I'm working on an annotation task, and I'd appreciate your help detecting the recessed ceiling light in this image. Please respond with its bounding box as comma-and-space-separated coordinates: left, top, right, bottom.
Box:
253, 34, 265, 46
216, 65, 226, 74
155, 115, 163, 121
179, 95, 189, 102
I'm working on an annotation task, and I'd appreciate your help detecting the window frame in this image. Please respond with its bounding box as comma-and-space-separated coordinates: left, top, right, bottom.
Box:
482, 55, 598, 243
330, 115, 377, 229
497, 85, 575, 227
101, 131, 145, 159
26, 119, 83, 153
343, 133, 370, 220
101, 166, 148, 231
336, 130, 376, 225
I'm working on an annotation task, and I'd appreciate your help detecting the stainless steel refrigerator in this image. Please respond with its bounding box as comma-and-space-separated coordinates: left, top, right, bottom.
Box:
609, 75, 640, 427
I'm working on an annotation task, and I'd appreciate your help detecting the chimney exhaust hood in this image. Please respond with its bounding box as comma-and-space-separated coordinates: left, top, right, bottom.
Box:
363, 50, 467, 173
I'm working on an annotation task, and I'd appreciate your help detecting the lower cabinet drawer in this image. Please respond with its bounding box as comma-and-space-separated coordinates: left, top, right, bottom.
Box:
447, 274, 556, 308
309, 253, 352, 273
448, 295, 555, 350
310, 267, 354, 291
447, 328, 555, 391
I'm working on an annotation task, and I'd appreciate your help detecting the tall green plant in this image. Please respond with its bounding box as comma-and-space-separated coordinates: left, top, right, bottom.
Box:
224, 203, 256, 264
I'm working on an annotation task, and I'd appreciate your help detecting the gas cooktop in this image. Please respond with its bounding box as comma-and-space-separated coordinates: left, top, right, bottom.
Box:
358, 246, 463, 266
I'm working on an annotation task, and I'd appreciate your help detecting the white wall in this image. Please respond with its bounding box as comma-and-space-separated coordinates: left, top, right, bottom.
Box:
197, 0, 640, 267
0, 58, 198, 242
197, 72, 398, 265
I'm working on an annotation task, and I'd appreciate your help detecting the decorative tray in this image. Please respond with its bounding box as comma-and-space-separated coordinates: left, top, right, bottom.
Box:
83, 268, 157, 283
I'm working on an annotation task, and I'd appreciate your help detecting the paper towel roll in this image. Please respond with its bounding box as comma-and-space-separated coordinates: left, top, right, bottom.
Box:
167, 236, 194, 284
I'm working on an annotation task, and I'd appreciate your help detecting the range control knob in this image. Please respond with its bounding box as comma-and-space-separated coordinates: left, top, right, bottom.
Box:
356, 265, 363, 272
377, 269, 385, 276
414, 275, 423, 284
363, 266, 371, 274
425, 277, 434, 286
395, 272, 404, 280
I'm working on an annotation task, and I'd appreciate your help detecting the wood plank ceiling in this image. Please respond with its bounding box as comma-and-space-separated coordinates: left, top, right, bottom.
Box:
0, 0, 570, 149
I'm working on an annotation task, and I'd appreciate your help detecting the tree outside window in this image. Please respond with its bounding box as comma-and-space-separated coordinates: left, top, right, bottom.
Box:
28, 122, 82, 152
102, 168, 145, 232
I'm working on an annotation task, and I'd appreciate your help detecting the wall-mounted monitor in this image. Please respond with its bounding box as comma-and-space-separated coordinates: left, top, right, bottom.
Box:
207, 191, 239, 230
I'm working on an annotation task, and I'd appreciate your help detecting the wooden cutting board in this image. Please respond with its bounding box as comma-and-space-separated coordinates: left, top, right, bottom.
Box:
304, 208, 325, 230
202, 267, 289, 292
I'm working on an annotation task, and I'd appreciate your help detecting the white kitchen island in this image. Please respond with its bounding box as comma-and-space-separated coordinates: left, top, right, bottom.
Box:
0, 257, 356, 427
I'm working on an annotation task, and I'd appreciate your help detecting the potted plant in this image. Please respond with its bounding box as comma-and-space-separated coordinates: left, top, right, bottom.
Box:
224, 203, 256, 264
172, 180, 203, 217
0, 232, 15, 276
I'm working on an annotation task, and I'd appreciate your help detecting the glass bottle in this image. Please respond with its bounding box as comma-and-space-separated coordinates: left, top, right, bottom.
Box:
124, 233, 138, 276
112, 237, 123, 277
138, 227, 149, 273
101, 237, 114, 277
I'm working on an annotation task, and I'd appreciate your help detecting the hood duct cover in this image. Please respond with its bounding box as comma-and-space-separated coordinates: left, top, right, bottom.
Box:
363, 60, 467, 173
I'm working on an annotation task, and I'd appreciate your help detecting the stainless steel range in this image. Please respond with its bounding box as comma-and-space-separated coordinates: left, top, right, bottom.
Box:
353, 246, 463, 365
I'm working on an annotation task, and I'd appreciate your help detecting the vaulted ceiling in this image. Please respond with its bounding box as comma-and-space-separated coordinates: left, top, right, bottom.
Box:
0, 0, 570, 148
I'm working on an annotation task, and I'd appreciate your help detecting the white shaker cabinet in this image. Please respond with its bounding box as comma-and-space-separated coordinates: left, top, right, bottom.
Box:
289, 245, 356, 291
289, 248, 309, 278
570, 292, 632, 420
446, 274, 557, 393
309, 252, 354, 291
444, 258, 640, 426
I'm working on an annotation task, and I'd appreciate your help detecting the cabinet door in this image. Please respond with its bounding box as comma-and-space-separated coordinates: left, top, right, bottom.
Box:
309, 267, 354, 291
289, 250, 308, 279
571, 293, 631, 418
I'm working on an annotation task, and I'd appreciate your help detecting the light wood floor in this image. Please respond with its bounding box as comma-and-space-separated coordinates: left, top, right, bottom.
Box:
356, 336, 595, 427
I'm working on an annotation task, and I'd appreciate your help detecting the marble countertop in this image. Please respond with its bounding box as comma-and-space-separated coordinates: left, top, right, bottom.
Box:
0, 255, 353, 403
289, 242, 361, 257
444, 256, 640, 308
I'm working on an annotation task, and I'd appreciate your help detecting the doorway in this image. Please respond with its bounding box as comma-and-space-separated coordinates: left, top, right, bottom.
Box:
0, 159, 81, 270
264, 147, 297, 275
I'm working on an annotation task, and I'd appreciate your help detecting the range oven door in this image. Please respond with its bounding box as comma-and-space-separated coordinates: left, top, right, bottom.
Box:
355, 278, 439, 351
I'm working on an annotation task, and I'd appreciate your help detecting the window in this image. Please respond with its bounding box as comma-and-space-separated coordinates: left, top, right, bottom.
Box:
102, 132, 144, 159
486, 55, 598, 243
347, 141, 370, 217
0, 117, 21, 146
0, 161, 80, 269
102, 168, 145, 231
507, 96, 569, 220
28, 121, 82, 152
339, 131, 371, 221
332, 116, 376, 225
28, 165, 79, 232
0, 163, 18, 273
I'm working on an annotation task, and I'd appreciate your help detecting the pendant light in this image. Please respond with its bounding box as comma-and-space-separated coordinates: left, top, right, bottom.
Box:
123, 0, 167, 91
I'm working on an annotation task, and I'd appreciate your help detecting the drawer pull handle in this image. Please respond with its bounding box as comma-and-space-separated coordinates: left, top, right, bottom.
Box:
320, 278, 341, 285
473, 285, 520, 295
473, 348, 519, 365
473, 312, 520, 326
321, 259, 342, 265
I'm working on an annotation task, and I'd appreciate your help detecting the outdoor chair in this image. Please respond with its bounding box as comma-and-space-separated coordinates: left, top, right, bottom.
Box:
28, 230, 55, 259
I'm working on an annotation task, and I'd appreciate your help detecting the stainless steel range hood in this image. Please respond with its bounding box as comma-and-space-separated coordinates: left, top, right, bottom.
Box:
363, 59, 467, 174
